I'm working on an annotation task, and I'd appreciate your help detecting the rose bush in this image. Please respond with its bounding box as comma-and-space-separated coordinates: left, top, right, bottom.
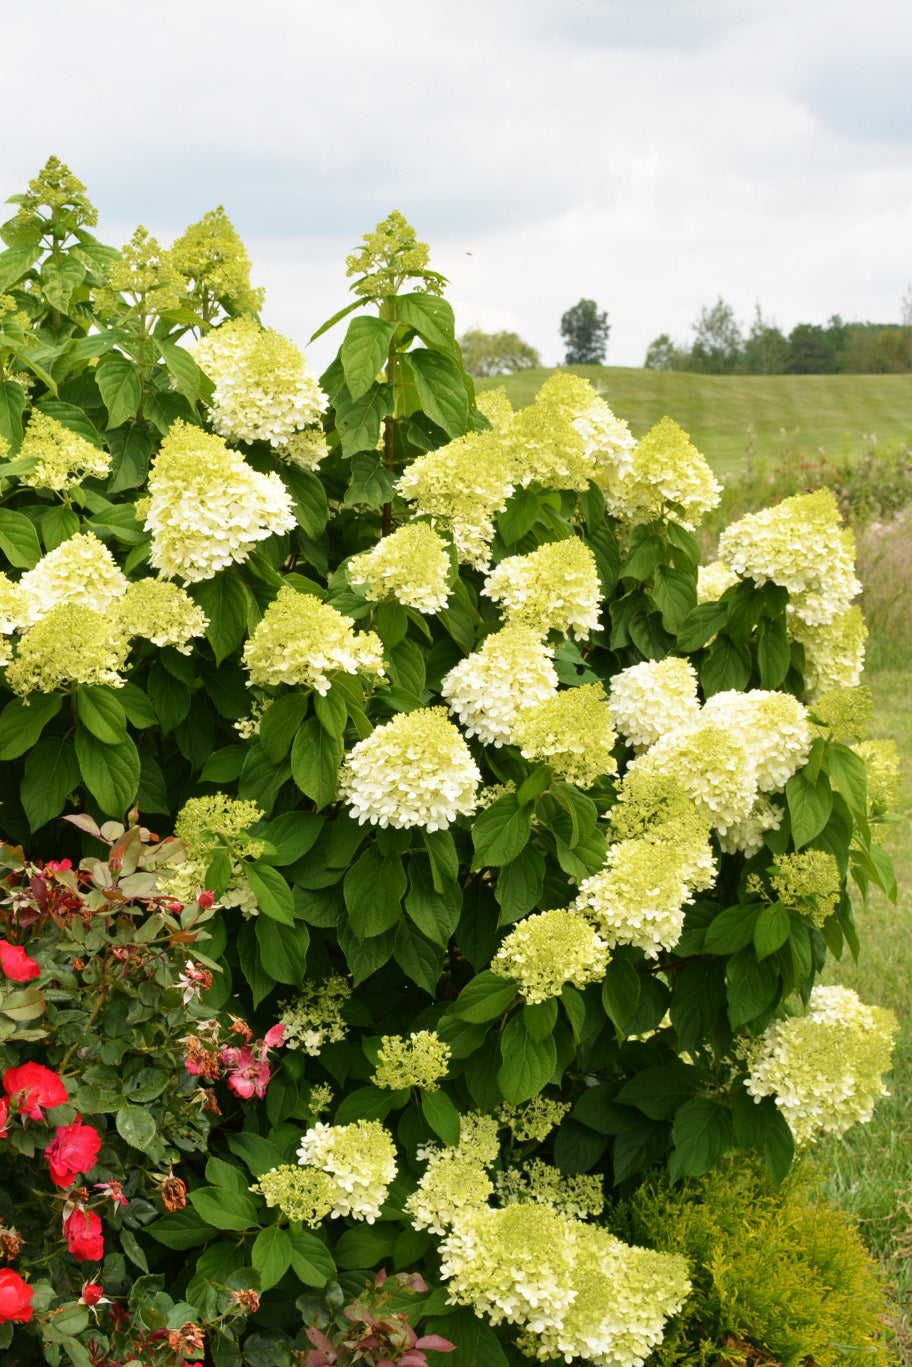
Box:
0, 158, 899, 1366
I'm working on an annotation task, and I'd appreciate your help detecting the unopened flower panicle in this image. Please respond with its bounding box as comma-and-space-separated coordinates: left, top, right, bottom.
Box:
243, 586, 384, 693
117, 578, 209, 653
18, 411, 111, 491
484, 539, 601, 640
512, 683, 618, 787
7, 604, 130, 695
252, 1164, 334, 1227
492, 908, 611, 1003
348, 522, 452, 613
372, 1031, 452, 1091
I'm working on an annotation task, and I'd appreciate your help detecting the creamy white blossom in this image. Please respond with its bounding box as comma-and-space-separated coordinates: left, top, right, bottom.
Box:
296, 1120, 397, 1223
19, 532, 128, 625
348, 521, 451, 613
441, 624, 558, 746
701, 689, 812, 792
492, 908, 611, 1002
242, 586, 384, 693
609, 658, 701, 752
484, 539, 601, 639
339, 707, 481, 830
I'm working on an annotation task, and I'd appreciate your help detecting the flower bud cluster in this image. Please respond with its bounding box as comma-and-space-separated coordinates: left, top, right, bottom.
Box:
242, 586, 384, 693
280, 976, 352, 1055
372, 1031, 452, 1091
348, 522, 452, 614
492, 907, 611, 1003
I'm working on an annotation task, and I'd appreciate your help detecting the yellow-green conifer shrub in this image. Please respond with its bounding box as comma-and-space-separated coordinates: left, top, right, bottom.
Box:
613, 1156, 890, 1367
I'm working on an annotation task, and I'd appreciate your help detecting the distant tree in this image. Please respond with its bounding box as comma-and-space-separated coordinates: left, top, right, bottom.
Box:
643, 333, 686, 369
560, 298, 611, 364
842, 325, 911, 373
742, 304, 789, 375
458, 328, 540, 377
785, 323, 840, 374
687, 297, 743, 373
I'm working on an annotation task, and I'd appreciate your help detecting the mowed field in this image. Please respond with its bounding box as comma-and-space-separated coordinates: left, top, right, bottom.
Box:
479, 366, 912, 478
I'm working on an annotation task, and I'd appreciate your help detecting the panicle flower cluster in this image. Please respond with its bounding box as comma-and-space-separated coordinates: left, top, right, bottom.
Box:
810, 684, 874, 742
193, 316, 327, 446
441, 625, 558, 746
608, 658, 701, 751
717, 490, 860, 627
701, 689, 813, 792
13, 155, 97, 227
405, 1114, 500, 1235
854, 739, 901, 817
767, 850, 842, 927
603, 418, 721, 529
495, 1160, 604, 1220
162, 795, 264, 917
274, 428, 329, 471
144, 420, 296, 582
117, 578, 209, 653
605, 771, 717, 893
503, 372, 635, 492
296, 1120, 397, 1223
280, 976, 351, 1055
630, 722, 758, 837
744, 985, 897, 1144
484, 539, 601, 639
93, 224, 188, 313
339, 708, 481, 831
573, 838, 696, 959
397, 431, 514, 570
242, 586, 384, 693
252, 1164, 334, 1227
7, 604, 130, 695
498, 1096, 570, 1144
715, 793, 784, 859
348, 522, 452, 613
19, 532, 128, 625
439, 1202, 691, 1367
345, 211, 444, 298
789, 606, 868, 700
512, 683, 618, 787
171, 206, 265, 315
18, 411, 110, 491
475, 386, 514, 427
696, 560, 740, 603
0, 575, 29, 666
492, 908, 611, 1003
372, 1031, 451, 1091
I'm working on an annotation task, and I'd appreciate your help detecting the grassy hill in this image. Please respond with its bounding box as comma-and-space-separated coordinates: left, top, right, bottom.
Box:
478, 365, 912, 479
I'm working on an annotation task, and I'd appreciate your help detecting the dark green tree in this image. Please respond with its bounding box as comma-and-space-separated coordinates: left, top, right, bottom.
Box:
688, 297, 743, 373
560, 297, 611, 364
742, 304, 789, 375
643, 333, 686, 369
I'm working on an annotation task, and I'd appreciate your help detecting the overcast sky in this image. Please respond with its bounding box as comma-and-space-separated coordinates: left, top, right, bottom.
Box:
2, 0, 912, 371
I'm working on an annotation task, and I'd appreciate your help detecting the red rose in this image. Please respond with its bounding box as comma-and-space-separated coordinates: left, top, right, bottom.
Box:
0, 1096, 9, 1139
46, 1115, 103, 1187
80, 1282, 106, 1307
0, 1268, 34, 1324
64, 1208, 104, 1263
3, 1062, 68, 1120
0, 939, 40, 982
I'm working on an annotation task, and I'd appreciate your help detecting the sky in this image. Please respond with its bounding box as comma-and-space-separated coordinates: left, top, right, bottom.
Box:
2, 0, 912, 373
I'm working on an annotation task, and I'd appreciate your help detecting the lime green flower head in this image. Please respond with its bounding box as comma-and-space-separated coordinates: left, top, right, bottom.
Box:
18, 411, 111, 493
94, 224, 188, 314
372, 1031, 452, 1091
789, 605, 868, 701
512, 683, 617, 787
345, 211, 445, 299
297, 1120, 397, 1223
605, 416, 720, 529
7, 603, 130, 695
171, 206, 265, 316
492, 907, 611, 1003
348, 522, 452, 614
484, 539, 602, 640
242, 585, 384, 694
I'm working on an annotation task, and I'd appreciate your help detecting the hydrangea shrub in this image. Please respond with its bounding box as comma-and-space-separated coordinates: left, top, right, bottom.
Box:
0, 159, 900, 1366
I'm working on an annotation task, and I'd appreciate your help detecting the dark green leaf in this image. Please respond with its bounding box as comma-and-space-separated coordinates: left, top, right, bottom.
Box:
701, 634, 752, 695
189, 1186, 257, 1231
288, 1232, 335, 1287
454, 969, 518, 1022
753, 902, 791, 959
617, 1062, 700, 1120
497, 1011, 557, 1104
96, 358, 142, 429
786, 770, 833, 849
472, 794, 531, 868
407, 348, 470, 437
333, 1085, 396, 1125
147, 1209, 213, 1250
495, 844, 545, 925
76, 685, 128, 744
283, 466, 328, 539
756, 616, 790, 688
38, 503, 80, 551
341, 315, 397, 401
314, 685, 348, 738
675, 600, 730, 652
405, 854, 461, 945
158, 338, 204, 404
74, 730, 140, 816
704, 903, 761, 955
336, 381, 392, 458
334, 1223, 398, 1270
21, 735, 79, 829
251, 1224, 292, 1291
190, 574, 252, 665
396, 293, 461, 358
652, 564, 697, 632
726, 946, 780, 1027
668, 1098, 733, 1178
0, 379, 26, 451
343, 449, 396, 507
246, 862, 295, 925
0, 507, 42, 568
115, 1103, 156, 1150
669, 959, 726, 1052
290, 717, 343, 809
421, 1089, 461, 1145
498, 487, 542, 545
260, 693, 311, 763
600, 957, 641, 1032
344, 845, 406, 937
393, 918, 445, 995
0, 693, 62, 761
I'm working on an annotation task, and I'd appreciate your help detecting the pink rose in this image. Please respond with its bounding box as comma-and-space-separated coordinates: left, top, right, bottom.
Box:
46, 1116, 103, 1187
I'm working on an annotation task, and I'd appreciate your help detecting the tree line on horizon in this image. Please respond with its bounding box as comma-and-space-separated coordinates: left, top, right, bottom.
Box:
459, 294, 912, 377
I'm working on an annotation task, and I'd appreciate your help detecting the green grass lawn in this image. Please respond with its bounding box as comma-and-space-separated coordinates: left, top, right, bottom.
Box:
479, 366, 912, 479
